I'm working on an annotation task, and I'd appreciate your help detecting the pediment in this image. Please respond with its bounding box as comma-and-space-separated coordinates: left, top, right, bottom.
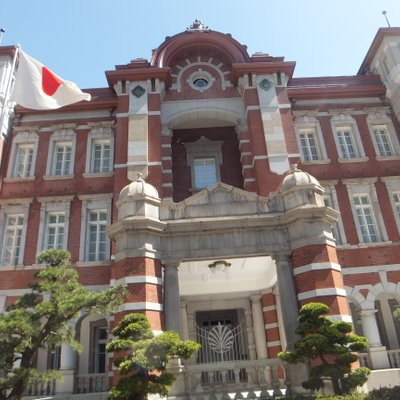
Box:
160, 183, 270, 220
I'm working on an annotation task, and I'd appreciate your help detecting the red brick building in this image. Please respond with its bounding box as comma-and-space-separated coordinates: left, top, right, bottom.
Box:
1, 21, 400, 398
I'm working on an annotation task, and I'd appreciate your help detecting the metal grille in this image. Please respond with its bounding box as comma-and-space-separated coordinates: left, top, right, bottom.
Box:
196, 321, 248, 364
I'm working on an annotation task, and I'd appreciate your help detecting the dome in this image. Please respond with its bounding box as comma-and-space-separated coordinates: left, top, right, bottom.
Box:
280, 165, 320, 193
119, 175, 159, 200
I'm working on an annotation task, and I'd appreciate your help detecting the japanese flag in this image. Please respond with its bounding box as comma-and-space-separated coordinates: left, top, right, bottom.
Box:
11, 50, 91, 110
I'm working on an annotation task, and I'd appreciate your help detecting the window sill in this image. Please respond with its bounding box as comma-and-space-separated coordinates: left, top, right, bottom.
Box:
375, 155, 400, 161
339, 241, 393, 249
300, 159, 331, 165
75, 260, 111, 268
83, 172, 114, 178
43, 174, 75, 181
3, 176, 35, 183
337, 156, 369, 163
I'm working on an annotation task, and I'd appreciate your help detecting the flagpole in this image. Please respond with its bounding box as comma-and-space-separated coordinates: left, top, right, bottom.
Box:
0, 44, 20, 139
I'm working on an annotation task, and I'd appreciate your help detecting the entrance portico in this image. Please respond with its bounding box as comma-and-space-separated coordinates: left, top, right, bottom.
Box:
107, 166, 350, 396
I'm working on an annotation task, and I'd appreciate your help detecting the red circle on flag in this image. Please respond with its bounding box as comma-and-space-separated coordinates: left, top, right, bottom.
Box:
42, 66, 63, 96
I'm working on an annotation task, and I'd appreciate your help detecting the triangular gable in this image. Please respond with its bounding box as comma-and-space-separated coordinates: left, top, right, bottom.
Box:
160, 183, 269, 220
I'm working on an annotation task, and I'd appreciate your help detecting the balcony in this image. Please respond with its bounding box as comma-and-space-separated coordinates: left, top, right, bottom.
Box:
181, 358, 288, 399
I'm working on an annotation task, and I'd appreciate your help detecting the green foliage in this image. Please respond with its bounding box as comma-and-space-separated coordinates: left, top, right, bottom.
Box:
107, 313, 201, 400
365, 385, 400, 400
283, 388, 400, 400
278, 302, 370, 396
0, 249, 126, 400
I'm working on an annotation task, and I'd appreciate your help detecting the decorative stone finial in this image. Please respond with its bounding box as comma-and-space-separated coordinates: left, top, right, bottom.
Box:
186, 19, 210, 32
290, 164, 299, 172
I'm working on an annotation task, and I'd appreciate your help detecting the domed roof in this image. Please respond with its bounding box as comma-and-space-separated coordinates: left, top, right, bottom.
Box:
119, 174, 159, 200
280, 165, 320, 193
150, 20, 250, 68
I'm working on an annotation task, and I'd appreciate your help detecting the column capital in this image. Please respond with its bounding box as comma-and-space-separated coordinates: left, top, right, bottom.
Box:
272, 253, 291, 265
250, 294, 262, 303
162, 259, 181, 269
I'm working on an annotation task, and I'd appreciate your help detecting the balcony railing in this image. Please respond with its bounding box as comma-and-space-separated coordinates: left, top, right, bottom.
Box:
25, 380, 56, 397
75, 373, 108, 393
183, 358, 288, 398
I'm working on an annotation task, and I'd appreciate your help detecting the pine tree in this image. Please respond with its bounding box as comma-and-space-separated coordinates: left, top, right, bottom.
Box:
107, 313, 201, 400
0, 249, 125, 400
279, 302, 370, 395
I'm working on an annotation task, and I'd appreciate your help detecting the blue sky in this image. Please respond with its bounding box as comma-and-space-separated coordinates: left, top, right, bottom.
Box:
2, 1, 400, 89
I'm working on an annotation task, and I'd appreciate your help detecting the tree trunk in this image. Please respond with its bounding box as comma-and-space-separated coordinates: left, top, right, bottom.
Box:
331, 377, 342, 395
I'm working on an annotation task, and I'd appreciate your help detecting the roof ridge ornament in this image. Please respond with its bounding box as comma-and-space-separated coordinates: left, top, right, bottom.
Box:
186, 19, 210, 32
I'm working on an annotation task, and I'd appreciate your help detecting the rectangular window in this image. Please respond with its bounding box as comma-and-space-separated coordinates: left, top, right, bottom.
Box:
91, 140, 111, 173
2, 215, 24, 265
194, 158, 217, 189
13, 145, 34, 178
87, 210, 107, 261
323, 197, 342, 244
94, 327, 107, 373
336, 128, 357, 159
393, 193, 400, 221
353, 195, 378, 243
53, 142, 72, 175
373, 126, 394, 157
299, 130, 319, 161
45, 212, 65, 250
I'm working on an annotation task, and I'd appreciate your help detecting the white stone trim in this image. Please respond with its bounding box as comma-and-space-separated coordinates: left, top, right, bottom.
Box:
297, 288, 347, 301
111, 276, 162, 286
119, 302, 163, 312
264, 322, 279, 329
293, 262, 341, 276
262, 305, 277, 312
328, 314, 353, 322
342, 263, 400, 275
266, 340, 281, 347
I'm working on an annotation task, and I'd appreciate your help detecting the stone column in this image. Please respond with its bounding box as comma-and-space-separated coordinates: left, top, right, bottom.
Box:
274, 253, 308, 394
274, 254, 300, 350
180, 302, 189, 340
56, 344, 76, 394
250, 295, 268, 359
164, 262, 181, 334
360, 309, 390, 369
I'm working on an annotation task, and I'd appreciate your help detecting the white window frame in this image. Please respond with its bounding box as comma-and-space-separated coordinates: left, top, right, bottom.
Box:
78, 194, 112, 264
344, 179, 388, 245
45, 128, 76, 179
36, 196, 73, 253
382, 177, 400, 235
84, 125, 114, 177
366, 111, 400, 159
0, 200, 31, 268
321, 182, 347, 245
193, 157, 218, 189
6, 130, 39, 181
294, 116, 329, 164
331, 114, 366, 162
184, 136, 223, 190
